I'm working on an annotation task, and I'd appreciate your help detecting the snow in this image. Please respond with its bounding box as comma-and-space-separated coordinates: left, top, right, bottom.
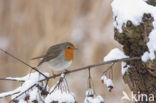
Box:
112, 0, 156, 62
61, 73, 65, 78
29, 88, 38, 101
141, 51, 150, 62
29, 87, 44, 103
0, 88, 20, 98
6, 72, 49, 82
101, 75, 114, 91
0, 72, 49, 102
111, 0, 156, 33
85, 88, 104, 103
143, 0, 148, 2
86, 88, 94, 97
84, 95, 104, 103
104, 48, 128, 62
45, 87, 75, 103
121, 62, 130, 75
142, 29, 156, 62
45, 79, 75, 103
19, 99, 27, 103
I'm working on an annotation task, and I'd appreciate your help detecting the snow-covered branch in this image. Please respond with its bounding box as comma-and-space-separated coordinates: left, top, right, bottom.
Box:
0, 48, 141, 102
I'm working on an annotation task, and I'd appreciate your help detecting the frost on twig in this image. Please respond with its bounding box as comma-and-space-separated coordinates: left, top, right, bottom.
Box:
84, 88, 104, 103
101, 75, 114, 92
104, 48, 129, 62
121, 62, 131, 75
84, 69, 104, 103
0, 46, 141, 102
0, 88, 20, 99
0, 72, 49, 103
104, 48, 130, 75
45, 75, 76, 103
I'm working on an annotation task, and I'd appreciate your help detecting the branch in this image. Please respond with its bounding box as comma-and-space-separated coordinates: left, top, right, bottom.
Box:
0, 91, 20, 99
50, 75, 64, 94
0, 78, 24, 82
0, 56, 141, 102
0, 48, 48, 78
9, 84, 37, 103
40, 57, 141, 82
102, 63, 115, 75
0, 57, 140, 83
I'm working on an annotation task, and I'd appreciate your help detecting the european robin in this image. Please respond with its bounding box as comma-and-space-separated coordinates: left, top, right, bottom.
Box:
32, 42, 77, 71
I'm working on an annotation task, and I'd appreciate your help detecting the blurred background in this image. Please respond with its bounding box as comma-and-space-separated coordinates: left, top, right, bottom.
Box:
0, 0, 132, 103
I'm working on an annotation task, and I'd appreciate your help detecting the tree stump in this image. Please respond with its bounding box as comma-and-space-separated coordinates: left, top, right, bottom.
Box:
114, 11, 156, 103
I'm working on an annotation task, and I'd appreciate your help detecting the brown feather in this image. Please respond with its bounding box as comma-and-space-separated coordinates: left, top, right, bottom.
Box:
33, 42, 75, 66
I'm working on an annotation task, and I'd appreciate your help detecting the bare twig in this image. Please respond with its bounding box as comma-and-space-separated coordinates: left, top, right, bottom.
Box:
102, 63, 115, 75
50, 74, 65, 94
0, 48, 48, 78
0, 48, 140, 83
40, 57, 141, 82
0, 50, 141, 101
88, 68, 91, 89
0, 57, 140, 83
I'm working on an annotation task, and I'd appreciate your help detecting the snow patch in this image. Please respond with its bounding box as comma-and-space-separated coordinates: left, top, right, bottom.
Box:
104, 48, 128, 62
0, 72, 49, 102
112, 0, 156, 62
142, 29, 156, 62
121, 62, 130, 75
86, 88, 94, 97
84, 95, 104, 103
6, 72, 49, 82
111, 0, 156, 33
45, 87, 75, 103
101, 75, 114, 91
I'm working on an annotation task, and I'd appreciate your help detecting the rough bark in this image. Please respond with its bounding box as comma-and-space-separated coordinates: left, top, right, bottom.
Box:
146, 0, 156, 6
114, 12, 156, 103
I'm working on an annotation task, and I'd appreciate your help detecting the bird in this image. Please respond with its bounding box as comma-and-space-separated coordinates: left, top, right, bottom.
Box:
31, 42, 77, 71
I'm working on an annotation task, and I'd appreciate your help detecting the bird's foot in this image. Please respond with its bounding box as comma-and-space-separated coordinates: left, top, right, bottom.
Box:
51, 71, 56, 78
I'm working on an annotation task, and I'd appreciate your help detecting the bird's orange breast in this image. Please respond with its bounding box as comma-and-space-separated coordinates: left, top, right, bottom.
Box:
64, 48, 74, 61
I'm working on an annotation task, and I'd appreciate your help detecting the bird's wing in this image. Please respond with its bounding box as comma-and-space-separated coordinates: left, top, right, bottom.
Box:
37, 46, 62, 66
31, 55, 45, 60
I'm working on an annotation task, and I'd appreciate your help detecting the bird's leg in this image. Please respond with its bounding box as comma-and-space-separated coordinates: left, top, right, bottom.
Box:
51, 70, 56, 78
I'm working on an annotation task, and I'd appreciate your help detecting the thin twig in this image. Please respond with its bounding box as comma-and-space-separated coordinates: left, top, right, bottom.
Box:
44, 79, 49, 91
0, 91, 20, 99
88, 68, 91, 89
64, 77, 70, 93
9, 84, 37, 103
50, 75, 64, 94
0, 56, 141, 101
0, 57, 140, 83
40, 57, 141, 82
0, 48, 48, 78
0, 78, 24, 82
103, 63, 115, 76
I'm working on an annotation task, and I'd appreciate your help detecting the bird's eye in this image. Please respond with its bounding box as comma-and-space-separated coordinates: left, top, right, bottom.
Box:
67, 46, 71, 49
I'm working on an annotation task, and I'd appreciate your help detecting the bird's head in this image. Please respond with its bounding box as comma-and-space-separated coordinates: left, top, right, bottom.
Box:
62, 42, 77, 61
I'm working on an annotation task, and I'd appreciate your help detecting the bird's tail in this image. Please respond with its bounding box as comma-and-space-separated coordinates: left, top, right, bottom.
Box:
37, 60, 44, 66
31, 55, 44, 60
